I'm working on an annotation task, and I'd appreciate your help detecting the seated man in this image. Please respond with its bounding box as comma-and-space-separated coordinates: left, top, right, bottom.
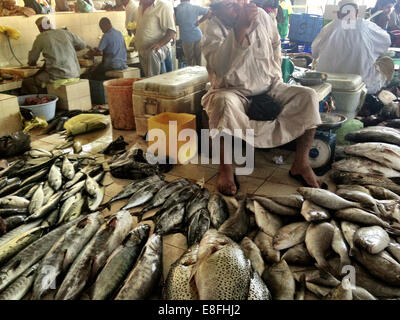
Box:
312, 0, 394, 95
202, 0, 322, 196
22, 17, 86, 94
86, 18, 128, 81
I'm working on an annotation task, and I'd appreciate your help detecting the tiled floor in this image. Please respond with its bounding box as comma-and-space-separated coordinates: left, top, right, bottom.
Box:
26, 121, 333, 283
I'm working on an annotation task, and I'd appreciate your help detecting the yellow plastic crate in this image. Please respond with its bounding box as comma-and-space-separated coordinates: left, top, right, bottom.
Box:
147, 112, 197, 164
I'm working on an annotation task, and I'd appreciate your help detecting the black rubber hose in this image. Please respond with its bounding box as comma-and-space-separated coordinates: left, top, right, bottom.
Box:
6, 32, 23, 66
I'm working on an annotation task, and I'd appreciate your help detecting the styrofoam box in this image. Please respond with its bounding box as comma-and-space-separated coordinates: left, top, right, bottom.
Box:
132, 66, 209, 136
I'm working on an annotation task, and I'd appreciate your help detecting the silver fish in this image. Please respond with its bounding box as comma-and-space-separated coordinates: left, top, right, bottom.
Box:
273, 222, 309, 250
262, 260, 295, 300
354, 226, 390, 254
48, 164, 62, 191
0, 263, 39, 300
298, 187, 362, 210
62, 156, 75, 180
300, 200, 330, 222
115, 234, 162, 300
333, 157, 400, 178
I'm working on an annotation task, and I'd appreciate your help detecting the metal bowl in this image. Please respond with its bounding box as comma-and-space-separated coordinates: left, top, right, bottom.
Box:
318, 112, 347, 130
292, 71, 328, 86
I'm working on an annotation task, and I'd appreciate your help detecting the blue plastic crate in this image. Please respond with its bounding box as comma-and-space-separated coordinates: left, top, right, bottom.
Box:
89, 80, 108, 105
288, 14, 324, 44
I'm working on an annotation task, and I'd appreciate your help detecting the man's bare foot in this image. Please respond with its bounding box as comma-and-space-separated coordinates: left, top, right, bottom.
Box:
217, 164, 237, 196
290, 164, 320, 188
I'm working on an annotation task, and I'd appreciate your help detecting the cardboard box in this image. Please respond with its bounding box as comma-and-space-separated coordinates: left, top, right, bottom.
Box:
0, 94, 23, 137
47, 79, 92, 111
105, 67, 141, 79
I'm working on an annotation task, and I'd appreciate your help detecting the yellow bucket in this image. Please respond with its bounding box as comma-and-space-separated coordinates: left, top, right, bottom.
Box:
147, 112, 197, 164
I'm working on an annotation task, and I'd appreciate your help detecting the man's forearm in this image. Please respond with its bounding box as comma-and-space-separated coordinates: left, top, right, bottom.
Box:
234, 25, 249, 46
156, 29, 176, 48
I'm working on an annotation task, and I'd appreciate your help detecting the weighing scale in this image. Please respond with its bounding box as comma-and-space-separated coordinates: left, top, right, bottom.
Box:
309, 113, 347, 176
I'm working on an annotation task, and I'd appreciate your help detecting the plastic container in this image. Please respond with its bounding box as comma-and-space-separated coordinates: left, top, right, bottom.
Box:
103, 78, 141, 130
17, 94, 58, 121
148, 112, 197, 164
324, 72, 367, 120
289, 14, 324, 44
133, 66, 209, 136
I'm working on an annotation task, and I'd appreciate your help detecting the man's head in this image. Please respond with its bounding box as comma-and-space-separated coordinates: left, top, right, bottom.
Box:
337, 0, 358, 19
376, 0, 396, 14
210, 0, 241, 28
35, 16, 54, 33
99, 17, 112, 33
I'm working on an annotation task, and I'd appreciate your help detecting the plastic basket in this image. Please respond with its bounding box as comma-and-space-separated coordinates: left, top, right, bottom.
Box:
17, 94, 58, 121
289, 14, 324, 44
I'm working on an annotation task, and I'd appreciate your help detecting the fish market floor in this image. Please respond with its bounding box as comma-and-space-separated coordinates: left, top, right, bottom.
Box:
27, 124, 335, 291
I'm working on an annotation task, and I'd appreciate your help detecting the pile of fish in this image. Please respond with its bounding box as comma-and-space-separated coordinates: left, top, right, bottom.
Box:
0, 148, 107, 240
161, 185, 400, 300
333, 126, 400, 181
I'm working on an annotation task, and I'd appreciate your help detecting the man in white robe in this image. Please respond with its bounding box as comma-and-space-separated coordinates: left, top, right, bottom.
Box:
201, 0, 322, 196
312, 0, 394, 95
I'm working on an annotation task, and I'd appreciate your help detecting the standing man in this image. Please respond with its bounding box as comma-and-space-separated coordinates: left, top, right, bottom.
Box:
175, 0, 211, 66
312, 0, 394, 95
85, 18, 128, 80
201, 0, 322, 196
135, 0, 176, 77
22, 16, 86, 94
121, 0, 139, 35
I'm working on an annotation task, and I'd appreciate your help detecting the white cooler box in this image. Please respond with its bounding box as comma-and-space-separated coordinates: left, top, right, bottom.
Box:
325, 72, 367, 120
133, 66, 209, 136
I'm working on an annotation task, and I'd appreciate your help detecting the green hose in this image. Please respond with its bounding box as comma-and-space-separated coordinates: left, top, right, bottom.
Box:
6, 32, 23, 66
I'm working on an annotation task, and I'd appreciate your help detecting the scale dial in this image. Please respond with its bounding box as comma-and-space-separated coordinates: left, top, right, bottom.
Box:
309, 138, 332, 169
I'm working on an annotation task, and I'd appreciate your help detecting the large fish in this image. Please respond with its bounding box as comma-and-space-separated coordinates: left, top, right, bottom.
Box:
122, 180, 166, 210
55, 211, 133, 300
164, 245, 199, 300
192, 229, 252, 300
187, 208, 211, 246
345, 142, 400, 171
0, 263, 39, 300
354, 226, 390, 254
0, 225, 45, 265
88, 186, 105, 212
153, 202, 186, 236
91, 224, 150, 300
254, 231, 280, 264
253, 200, 283, 237
273, 221, 309, 250
334, 208, 391, 229
28, 184, 44, 215
341, 221, 360, 256
0, 196, 29, 208
335, 189, 377, 210
251, 195, 299, 216
300, 200, 330, 222
366, 185, 400, 201
330, 220, 351, 269
352, 286, 377, 300
281, 243, 313, 266
115, 234, 162, 300
25, 191, 63, 222
247, 269, 272, 300
48, 163, 62, 191
267, 194, 304, 209
262, 260, 295, 300
207, 193, 229, 229
0, 219, 78, 293
218, 199, 249, 242
32, 212, 104, 300
305, 222, 335, 273
62, 156, 75, 180
186, 188, 210, 222
240, 237, 265, 276
330, 171, 400, 195
0, 160, 24, 179
353, 249, 400, 286
298, 187, 361, 210
345, 126, 400, 145
333, 157, 400, 178
108, 175, 165, 204
141, 178, 190, 214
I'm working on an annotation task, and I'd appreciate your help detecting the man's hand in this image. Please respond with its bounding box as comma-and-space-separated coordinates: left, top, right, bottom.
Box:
148, 42, 162, 51
236, 3, 258, 30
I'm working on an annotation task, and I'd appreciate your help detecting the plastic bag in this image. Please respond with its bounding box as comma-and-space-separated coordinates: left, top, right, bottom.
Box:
335, 119, 364, 146
0, 25, 21, 40
23, 116, 48, 133
0, 131, 30, 157
64, 114, 110, 136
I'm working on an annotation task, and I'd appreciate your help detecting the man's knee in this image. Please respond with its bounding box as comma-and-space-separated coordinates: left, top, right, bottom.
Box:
213, 91, 244, 113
